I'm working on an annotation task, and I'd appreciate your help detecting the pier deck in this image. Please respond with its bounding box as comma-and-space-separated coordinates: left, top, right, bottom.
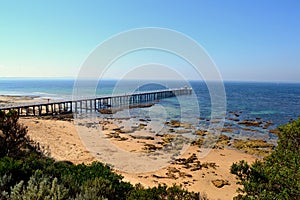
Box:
0, 87, 192, 116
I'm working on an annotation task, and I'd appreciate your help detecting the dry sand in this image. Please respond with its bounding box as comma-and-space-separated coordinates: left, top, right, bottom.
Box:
20, 117, 258, 200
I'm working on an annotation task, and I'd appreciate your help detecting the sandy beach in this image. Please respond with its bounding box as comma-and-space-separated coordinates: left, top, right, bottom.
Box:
0, 95, 50, 108
20, 116, 258, 200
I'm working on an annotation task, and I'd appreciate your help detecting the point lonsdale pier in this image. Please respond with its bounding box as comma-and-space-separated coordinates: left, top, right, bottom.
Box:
0, 87, 192, 116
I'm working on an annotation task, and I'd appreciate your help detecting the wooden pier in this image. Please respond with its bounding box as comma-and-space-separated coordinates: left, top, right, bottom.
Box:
0, 87, 192, 116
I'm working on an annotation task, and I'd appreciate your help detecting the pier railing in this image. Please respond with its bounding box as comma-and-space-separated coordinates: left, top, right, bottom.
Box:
0, 87, 192, 116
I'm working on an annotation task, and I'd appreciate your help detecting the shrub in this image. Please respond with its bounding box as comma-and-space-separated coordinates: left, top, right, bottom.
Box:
231, 118, 300, 199
9, 170, 69, 200
127, 184, 200, 200
0, 111, 30, 158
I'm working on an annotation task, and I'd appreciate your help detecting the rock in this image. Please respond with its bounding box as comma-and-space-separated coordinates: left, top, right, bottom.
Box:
98, 109, 117, 114
129, 103, 154, 109
152, 174, 165, 179
191, 138, 204, 147
220, 128, 235, 133
234, 113, 240, 117
168, 167, 180, 173
131, 135, 154, 140
228, 118, 240, 122
181, 123, 192, 129
233, 139, 275, 157
139, 123, 147, 129
198, 117, 206, 121
169, 128, 175, 133
119, 128, 134, 133
263, 121, 274, 129
118, 137, 128, 141
269, 129, 280, 135
175, 129, 190, 134
162, 134, 175, 144
212, 179, 230, 188
143, 144, 162, 152
218, 134, 231, 141
195, 130, 208, 136
238, 120, 262, 127
216, 134, 231, 147
170, 120, 181, 128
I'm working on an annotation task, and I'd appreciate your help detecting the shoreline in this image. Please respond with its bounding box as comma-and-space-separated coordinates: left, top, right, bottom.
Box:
0, 94, 51, 108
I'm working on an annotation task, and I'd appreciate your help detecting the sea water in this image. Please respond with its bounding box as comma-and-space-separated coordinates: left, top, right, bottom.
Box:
0, 78, 299, 133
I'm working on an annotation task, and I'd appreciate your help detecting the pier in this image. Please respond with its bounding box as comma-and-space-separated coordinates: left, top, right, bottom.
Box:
0, 87, 192, 116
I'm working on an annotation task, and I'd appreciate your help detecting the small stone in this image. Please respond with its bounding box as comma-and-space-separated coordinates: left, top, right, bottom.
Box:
212, 179, 230, 188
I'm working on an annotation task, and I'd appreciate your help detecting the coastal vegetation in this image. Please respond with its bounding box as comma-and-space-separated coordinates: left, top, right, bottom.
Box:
1, 110, 299, 199
231, 118, 300, 199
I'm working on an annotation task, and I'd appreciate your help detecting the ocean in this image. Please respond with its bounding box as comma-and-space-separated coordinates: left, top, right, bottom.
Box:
0, 79, 299, 140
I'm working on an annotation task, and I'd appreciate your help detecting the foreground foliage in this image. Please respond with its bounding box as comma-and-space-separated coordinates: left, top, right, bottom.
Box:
0, 111, 201, 200
231, 118, 300, 199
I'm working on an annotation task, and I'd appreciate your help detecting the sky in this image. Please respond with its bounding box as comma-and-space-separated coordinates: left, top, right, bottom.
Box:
0, 0, 299, 82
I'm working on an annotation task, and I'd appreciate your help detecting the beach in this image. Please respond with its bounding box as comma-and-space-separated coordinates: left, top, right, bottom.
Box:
2, 81, 298, 199
20, 116, 258, 200
0, 95, 49, 108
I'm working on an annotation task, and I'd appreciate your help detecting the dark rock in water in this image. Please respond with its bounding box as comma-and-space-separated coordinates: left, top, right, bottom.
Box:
263, 121, 274, 129
220, 128, 235, 133
170, 120, 181, 127
129, 103, 154, 109
212, 179, 230, 188
242, 127, 258, 132
176, 129, 190, 134
269, 129, 280, 135
218, 134, 231, 141
238, 120, 262, 127
195, 130, 207, 136
98, 109, 117, 114
228, 118, 240, 122
198, 117, 206, 121
169, 128, 175, 133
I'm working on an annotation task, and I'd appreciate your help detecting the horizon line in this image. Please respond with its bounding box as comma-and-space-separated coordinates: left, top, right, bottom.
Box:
0, 77, 300, 84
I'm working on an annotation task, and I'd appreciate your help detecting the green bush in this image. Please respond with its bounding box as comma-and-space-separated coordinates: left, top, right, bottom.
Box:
9, 170, 69, 200
0, 111, 31, 158
231, 118, 300, 199
127, 183, 200, 200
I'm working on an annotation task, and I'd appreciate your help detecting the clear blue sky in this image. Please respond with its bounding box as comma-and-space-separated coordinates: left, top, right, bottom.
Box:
0, 0, 299, 82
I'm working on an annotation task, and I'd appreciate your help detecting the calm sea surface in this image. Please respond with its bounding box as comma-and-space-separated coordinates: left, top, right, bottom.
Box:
0, 79, 299, 139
